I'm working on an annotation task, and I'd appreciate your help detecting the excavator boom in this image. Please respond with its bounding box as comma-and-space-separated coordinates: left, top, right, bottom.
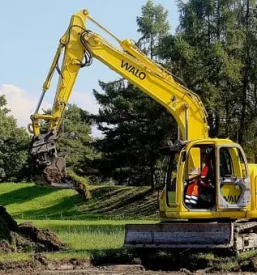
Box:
29, 10, 208, 189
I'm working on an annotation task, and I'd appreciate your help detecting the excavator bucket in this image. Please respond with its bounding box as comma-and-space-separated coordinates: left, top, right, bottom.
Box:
124, 222, 234, 249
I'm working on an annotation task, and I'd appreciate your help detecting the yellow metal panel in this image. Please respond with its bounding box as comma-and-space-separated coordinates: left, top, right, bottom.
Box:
220, 185, 242, 204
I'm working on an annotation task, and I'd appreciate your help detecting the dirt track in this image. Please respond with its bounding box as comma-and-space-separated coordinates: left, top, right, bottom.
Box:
0, 264, 256, 275
0, 266, 181, 275
0, 255, 257, 275
0, 259, 183, 275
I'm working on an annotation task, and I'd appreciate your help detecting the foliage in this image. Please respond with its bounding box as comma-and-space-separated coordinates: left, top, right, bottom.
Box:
0, 95, 30, 182
93, 80, 176, 188
170, 0, 257, 153
57, 104, 97, 176
137, 0, 170, 58
41, 104, 99, 180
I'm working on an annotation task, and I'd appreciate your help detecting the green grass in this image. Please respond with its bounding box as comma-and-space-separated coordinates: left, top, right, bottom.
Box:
32, 219, 156, 249
15, 219, 156, 261
0, 183, 158, 262
78, 185, 158, 218
32, 220, 126, 250
0, 183, 158, 220
0, 253, 30, 262
0, 183, 82, 219
238, 249, 257, 261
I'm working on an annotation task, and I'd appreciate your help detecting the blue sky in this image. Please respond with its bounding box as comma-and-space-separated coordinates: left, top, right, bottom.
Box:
0, 0, 180, 135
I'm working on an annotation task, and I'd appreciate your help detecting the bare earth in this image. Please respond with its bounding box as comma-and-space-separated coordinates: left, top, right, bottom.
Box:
0, 264, 256, 275
0, 257, 256, 275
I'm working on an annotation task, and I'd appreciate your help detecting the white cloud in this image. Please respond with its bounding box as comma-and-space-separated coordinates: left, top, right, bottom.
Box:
0, 84, 102, 137
0, 84, 51, 128
70, 92, 99, 114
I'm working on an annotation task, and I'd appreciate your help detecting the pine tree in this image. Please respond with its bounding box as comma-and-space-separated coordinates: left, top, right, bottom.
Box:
93, 80, 176, 187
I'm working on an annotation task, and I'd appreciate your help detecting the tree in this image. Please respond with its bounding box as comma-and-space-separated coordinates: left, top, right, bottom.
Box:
137, 0, 170, 58
93, 79, 176, 188
56, 104, 97, 178
162, 0, 257, 144
0, 95, 30, 181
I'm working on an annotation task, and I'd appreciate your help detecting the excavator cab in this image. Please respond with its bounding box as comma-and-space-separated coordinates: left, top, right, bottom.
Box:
161, 139, 251, 218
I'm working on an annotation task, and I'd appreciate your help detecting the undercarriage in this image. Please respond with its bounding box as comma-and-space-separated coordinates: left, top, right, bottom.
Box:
124, 220, 257, 253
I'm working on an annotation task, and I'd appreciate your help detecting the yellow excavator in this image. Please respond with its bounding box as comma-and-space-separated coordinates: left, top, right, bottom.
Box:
29, 9, 257, 252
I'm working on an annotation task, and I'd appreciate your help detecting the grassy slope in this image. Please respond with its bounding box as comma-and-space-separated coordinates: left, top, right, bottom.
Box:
0, 183, 81, 219
0, 183, 158, 219
0, 183, 158, 261
79, 185, 158, 218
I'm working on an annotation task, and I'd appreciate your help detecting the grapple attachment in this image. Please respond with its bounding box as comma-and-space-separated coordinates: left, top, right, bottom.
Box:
30, 131, 87, 198
124, 223, 233, 249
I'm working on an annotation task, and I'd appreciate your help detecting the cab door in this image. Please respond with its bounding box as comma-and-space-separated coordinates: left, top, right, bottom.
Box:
217, 145, 251, 210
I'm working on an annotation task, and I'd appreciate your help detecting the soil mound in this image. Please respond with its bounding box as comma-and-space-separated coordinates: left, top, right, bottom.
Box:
0, 206, 65, 253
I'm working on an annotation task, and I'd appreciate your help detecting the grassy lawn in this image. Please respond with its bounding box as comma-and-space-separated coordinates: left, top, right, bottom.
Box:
0, 218, 158, 261
0, 183, 81, 219
33, 219, 156, 259
0, 183, 159, 261
0, 183, 158, 220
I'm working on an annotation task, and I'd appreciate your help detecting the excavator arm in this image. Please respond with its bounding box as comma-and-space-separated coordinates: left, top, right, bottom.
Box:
29, 9, 209, 188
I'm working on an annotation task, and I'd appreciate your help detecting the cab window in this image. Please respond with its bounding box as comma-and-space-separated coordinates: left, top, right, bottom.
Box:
219, 148, 233, 177
219, 147, 248, 178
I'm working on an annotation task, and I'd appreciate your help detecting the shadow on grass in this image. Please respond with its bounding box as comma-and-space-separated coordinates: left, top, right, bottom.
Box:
0, 185, 60, 206
12, 194, 82, 219
78, 186, 156, 217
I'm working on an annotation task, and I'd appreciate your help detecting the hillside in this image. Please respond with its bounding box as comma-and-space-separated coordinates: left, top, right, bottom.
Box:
0, 183, 159, 219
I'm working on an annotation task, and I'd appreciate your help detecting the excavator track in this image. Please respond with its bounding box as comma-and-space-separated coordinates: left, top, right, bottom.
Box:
124, 221, 257, 253
234, 221, 257, 252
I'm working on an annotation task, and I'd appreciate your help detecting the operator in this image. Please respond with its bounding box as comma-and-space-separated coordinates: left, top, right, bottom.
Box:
185, 175, 200, 207
185, 147, 215, 208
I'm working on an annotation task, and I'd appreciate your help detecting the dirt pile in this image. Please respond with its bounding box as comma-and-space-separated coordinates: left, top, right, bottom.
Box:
0, 206, 65, 253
